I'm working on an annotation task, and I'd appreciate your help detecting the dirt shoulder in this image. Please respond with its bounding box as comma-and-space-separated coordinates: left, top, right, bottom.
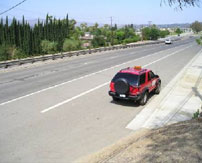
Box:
77, 119, 202, 163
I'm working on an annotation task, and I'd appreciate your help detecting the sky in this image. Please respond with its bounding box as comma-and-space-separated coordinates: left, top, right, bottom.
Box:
0, 0, 202, 25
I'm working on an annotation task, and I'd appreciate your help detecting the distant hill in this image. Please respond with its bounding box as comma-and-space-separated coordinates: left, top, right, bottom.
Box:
134, 23, 191, 29
2, 18, 191, 29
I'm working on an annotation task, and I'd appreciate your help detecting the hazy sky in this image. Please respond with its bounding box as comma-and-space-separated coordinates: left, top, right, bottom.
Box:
0, 0, 202, 25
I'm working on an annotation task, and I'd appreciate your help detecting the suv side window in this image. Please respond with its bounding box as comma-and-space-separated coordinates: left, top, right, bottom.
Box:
139, 73, 146, 85
148, 71, 155, 81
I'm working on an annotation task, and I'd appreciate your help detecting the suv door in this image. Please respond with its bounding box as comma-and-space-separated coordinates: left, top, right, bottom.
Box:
148, 71, 157, 92
139, 73, 146, 93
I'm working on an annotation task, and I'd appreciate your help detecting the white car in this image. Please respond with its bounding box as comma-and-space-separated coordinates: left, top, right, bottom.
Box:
165, 38, 172, 44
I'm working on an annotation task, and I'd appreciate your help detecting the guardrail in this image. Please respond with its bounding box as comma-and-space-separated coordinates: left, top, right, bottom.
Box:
0, 39, 179, 69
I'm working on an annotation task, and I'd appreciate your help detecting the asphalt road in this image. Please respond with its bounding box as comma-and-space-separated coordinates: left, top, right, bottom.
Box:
0, 37, 201, 163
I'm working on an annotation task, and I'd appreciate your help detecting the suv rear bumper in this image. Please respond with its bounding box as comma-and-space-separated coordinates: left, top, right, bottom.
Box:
108, 91, 141, 101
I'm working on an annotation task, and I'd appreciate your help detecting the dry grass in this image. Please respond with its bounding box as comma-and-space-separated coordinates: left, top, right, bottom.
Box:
77, 119, 202, 163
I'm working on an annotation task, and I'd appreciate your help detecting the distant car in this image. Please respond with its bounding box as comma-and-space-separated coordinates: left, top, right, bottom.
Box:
108, 66, 161, 105
165, 38, 172, 44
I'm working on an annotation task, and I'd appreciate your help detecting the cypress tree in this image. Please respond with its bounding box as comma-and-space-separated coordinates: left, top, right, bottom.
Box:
0, 18, 3, 44
66, 14, 69, 38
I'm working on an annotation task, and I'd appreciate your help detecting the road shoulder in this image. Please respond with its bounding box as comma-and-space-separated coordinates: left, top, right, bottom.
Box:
127, 48, 202, 130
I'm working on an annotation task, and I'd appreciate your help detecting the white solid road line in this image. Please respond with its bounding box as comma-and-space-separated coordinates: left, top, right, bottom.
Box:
41, 82, 110, 113
40, 44, 193, 113
0, 43, 191, 107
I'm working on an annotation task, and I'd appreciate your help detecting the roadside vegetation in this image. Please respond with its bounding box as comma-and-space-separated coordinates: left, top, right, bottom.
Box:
0, 14, 177, 61
191, 21, 202, 33
190, 21, 202, 45
141, 25, 170, 40
196, 37, 202, 45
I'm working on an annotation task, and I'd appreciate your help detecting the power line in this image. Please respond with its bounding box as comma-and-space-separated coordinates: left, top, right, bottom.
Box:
0, 0, 28, 16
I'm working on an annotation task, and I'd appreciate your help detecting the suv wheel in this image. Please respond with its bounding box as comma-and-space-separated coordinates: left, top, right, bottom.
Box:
155, 82, 161, 94
139, 92, 148, 105
114, 78, 129, 94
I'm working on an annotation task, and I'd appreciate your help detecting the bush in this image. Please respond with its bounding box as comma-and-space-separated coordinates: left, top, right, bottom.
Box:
63, 38, 81, 51
12, 48, 27, 59
41, 40, 58, 54
142, 27, 151, 40
142, 26, 169, 40
160, 30, 170, 38
91, 36, 106, 47
196, 38, 201, 45
132, 35, 141, 42
150, 27, 160, 40
123, 35, 140, 44
175, 28, 183, 35
113, 39, 119, 45
193, 109, 200, 119
0, 45, 13, 61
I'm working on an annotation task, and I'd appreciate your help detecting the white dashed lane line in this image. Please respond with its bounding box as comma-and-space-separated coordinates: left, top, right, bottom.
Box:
0, 43, 191, 107
40, 44, 193, 113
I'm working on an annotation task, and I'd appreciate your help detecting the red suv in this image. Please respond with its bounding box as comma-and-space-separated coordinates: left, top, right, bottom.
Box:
109, 66, 161, 105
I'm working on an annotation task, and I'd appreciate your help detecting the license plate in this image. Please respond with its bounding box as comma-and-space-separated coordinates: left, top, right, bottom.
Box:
119, 94, 126, 98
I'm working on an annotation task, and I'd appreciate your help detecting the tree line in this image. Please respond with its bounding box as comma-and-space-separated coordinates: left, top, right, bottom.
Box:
0, 14, 70, 60
0, 14, 172, 61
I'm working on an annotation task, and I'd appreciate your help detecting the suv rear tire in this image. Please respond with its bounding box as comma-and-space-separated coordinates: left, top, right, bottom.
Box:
114, 78, 129, 94
139, 91, 148, 105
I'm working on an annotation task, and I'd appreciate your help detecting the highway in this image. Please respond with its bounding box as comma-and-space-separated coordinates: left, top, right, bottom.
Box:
0, 37, 201, 163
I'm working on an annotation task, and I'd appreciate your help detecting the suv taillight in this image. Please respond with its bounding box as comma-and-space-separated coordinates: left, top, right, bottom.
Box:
110, 82, 115, 92
129, 86, 139, 95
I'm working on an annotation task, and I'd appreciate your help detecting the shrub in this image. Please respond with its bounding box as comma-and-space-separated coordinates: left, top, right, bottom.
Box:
160, 30, 170, 38
63, 38, 81, 51
12, 48, 27, 59
193, 109, 200, 119
92, 35, 106, 47
196, 38, 201, 45
41, 40, 58, 54
0, 45, 13, 61
123, 35, 140, 44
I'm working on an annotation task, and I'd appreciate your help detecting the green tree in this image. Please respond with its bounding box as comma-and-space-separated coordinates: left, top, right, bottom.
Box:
142, 27, 151, 40
150, 26, 160, 40
142, 26, 165, 40
190, 21, 202, 33
116, 30, 125, 43
175, 28, 183, 35
159, 30, 170, 38
80, 23, 87, 32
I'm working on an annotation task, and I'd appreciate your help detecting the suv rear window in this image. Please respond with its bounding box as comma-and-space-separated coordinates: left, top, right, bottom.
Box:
112, 73, 139, 86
